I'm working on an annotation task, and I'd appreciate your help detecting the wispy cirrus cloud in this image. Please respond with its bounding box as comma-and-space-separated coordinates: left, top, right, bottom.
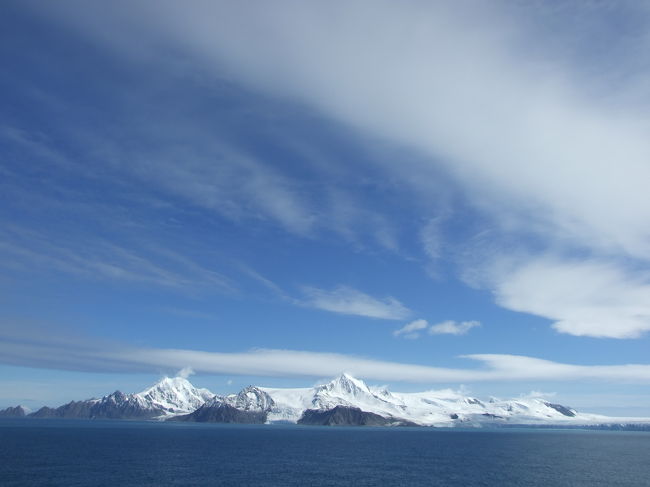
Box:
17, 1, 650, 339
300, 285, 411, 320
393, 319, 429, 339
0, 226, 233, 292
1, 118, 319, 238
126, 142, 317, 236
65, 0, 650, 254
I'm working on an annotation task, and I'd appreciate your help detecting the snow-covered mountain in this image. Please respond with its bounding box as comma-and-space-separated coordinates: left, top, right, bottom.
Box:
174, 373, 617, 426
257, 373, 610, 426
136, 376, 214, 416
28, 376, 216, 420
11, 373, 650, 427
221, 385, 276, 411
171, 386, 276, 424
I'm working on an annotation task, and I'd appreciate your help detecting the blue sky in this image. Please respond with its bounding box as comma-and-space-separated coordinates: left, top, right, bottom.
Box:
3, 1, 650, 415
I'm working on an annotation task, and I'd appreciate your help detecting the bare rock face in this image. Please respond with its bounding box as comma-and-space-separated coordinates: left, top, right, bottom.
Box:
28, 377, 217, 421
0, 405, 28, 418
298, 406, 414, 427
30, 401, 95, 419
170, 403, 267, 424
30, 392, 161, 420
544, 402, 576, 417
167, 385, 274, 423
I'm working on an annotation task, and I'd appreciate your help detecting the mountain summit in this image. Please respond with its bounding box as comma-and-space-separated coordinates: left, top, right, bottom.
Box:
136, 376, 214, 415
318, 373, 371, 396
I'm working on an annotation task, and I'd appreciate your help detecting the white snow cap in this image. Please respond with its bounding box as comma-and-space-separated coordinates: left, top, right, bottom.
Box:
136, 376, 214, 415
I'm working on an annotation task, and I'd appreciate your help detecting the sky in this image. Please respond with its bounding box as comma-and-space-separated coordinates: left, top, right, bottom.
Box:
2, 0, 650, 416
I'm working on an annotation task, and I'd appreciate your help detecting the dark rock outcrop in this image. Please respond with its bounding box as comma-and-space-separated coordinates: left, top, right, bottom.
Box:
298, 406, 414, 426
0, 405, 28, 417
169, 403, 267, 424
30, 400, 94, 419
30, 391, 162, 420
90, 391, 160, 419
544, 402, 576, 417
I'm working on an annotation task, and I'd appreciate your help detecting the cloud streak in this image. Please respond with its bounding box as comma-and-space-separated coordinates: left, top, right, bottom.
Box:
393, 319, 429, 339
0, 226, 233, 293
3, 330, 650, 384
429, 320, 481, 336
301, 285, 411, 320
394, 319, 480, 338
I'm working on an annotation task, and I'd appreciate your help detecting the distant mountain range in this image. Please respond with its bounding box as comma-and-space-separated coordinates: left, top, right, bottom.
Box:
3, 373, 650, 428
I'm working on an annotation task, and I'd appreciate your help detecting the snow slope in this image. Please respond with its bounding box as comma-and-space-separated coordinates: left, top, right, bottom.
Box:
136, 377, 214, 417
257, 373, 612, 426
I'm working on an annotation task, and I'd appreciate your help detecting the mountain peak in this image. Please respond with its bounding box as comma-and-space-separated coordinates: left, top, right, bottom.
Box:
0, 405, 30, 417
224, 385, 275, 412
153, 376, 192, 390
321, 373, 370, 395
136, 376, 214, 414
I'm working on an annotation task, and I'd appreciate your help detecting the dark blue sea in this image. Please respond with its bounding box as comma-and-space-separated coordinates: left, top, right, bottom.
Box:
1, 419, 649, 486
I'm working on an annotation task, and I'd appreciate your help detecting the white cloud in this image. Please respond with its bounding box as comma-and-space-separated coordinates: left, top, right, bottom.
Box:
462, 354, 650, 383
429, 320, 481, 336
480, 255, 650, 339
393, 319, 428, 339
82, 0, 650, 257
29, 2, 650, 338
301, 285, 411, 320
177, 367, 194, 379
394, 319, 480, 338
4, 330, 650, 384
521, 390, 557, 400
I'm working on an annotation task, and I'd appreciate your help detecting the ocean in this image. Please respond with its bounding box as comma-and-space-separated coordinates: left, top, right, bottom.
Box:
1, 419, 648, 486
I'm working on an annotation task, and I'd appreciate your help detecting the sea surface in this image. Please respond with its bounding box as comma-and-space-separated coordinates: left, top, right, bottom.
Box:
1, 419, 649, 486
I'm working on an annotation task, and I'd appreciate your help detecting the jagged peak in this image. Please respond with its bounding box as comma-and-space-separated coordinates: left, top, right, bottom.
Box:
370, 385, 396, 399
132, 376, 215, 415
138, 376, 212, 398
319, 373, 371, 395
0, 405, 30, 417
106, 390, 127, 400
239, 385, 263, 393
204, 395, 225, 407
224, 385, 275, 411
238, 385, 273, 400
142, 376, 193, 392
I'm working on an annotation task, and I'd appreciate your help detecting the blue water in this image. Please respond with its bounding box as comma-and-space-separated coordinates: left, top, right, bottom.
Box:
1, 419, 649, 486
